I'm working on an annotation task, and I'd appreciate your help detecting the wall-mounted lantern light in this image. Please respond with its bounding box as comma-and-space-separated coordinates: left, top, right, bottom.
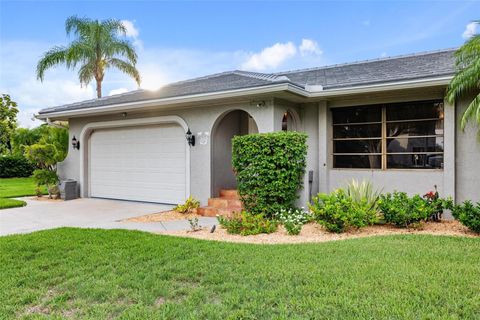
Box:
185, 129, 195, 147
71, 136, 80, 150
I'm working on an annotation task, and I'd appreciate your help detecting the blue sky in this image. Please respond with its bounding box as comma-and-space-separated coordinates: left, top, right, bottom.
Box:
1, 0, 479, 127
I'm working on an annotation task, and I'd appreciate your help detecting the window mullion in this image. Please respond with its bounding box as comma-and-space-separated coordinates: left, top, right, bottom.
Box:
381, 106, 387, 170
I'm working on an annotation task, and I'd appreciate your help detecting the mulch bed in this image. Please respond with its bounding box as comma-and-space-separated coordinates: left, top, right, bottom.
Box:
28, 196, 63, 202
160, 220, 478, 244
124, 209, 201, 222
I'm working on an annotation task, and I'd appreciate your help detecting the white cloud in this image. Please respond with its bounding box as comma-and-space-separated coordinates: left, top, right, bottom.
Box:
1, 38, 327, 127
240, 39, 325, 71
121, 19, 139, 38
241, 42, 297, 71
380, 52, 387, 58
299, 39, 322, 56
109, 88, 129, 96
120, 19, 143, 49
0, 40, 95, 127
463, 22, 478, 39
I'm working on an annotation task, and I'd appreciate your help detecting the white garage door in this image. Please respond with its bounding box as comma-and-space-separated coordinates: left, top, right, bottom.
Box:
89, 124, 187, 204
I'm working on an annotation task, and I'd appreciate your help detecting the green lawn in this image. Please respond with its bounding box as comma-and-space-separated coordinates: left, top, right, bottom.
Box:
0, 177, 44, 198
0, 177, 47, 209
0, 198, 27, 209
1, 229, 479, 319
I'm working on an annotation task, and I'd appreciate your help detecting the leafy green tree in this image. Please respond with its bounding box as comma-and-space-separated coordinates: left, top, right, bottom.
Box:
0, 94, 19, 154
11, 125, 68, 159
446, 24, 480, 133
25, 143, 63, 198
11, 127, 43, 155
37, 16, 141, 98
25, 143, 61, 171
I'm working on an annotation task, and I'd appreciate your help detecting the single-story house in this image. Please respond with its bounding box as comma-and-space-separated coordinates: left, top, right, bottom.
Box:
36, 48, 480, 209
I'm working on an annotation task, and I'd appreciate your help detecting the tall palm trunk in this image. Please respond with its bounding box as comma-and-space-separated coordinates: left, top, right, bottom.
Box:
96, 78, 102, 98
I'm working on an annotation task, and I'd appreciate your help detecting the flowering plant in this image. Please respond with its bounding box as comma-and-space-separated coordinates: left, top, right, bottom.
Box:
274, 207, 313, 235
422, 185, 453, 221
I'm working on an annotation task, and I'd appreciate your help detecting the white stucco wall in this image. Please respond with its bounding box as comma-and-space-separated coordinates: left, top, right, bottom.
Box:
455, 94, 480, 203
58, 99, 276, 206
58, 87, 477, 209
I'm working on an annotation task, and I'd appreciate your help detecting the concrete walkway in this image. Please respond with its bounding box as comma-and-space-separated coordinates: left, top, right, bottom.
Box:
0, 198, 217, 236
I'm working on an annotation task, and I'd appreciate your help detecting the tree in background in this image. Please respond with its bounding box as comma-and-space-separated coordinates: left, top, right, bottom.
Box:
446, 22, 480, 135
11, 125, 68, 159
0, 94, 19, 154
37, 16, 141, 98
15, 124, 69, 197
25, 143, 63, 198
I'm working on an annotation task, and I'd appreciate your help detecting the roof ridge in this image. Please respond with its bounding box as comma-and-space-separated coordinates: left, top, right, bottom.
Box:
233, 70, 290, 82
163, 70, 238, 87
274, 47, 457, 75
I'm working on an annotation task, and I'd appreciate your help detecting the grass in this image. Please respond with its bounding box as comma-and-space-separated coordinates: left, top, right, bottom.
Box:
1, 228, 479, 319
0, 177, 47, 209
0, 198, 27, 209
0, 177, 45, 198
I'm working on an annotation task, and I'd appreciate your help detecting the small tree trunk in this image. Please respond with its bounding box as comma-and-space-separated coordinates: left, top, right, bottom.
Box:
96, 79, 102, 98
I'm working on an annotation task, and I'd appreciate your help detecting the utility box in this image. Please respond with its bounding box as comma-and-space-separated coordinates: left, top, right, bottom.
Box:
59, 179, 78, 201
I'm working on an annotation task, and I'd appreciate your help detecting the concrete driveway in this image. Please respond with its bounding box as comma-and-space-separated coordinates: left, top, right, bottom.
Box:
0, 198, 217, 236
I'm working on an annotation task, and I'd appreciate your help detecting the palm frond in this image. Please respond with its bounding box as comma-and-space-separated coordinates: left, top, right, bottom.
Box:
65, 15, 92, 38
106, 40, 138, 64
446, 57, 480, 103
65, 40, 95, 68
461, 93, 480, 130
39, 16, 141, 97
102, 19, 127, 36
36, 46, 68, 81
77, 62, 95, 86
107, 58, 141, 85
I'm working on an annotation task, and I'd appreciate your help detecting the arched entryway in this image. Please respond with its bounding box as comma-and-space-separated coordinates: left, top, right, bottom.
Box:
211, 110, 258, 197
282, 110, 299, 131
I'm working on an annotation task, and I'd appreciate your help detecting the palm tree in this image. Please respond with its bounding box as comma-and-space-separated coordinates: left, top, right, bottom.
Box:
37, 16, 140, 98
446, 25, 480, 132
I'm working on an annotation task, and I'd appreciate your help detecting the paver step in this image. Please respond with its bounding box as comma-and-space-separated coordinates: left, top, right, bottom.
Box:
219, 189, 239, 198
197, 190, 243, 217
196, 206, 218, 217
208, 197, 243, 209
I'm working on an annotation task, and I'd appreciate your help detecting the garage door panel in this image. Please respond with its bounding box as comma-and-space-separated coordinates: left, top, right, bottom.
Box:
89, 124, 187, 204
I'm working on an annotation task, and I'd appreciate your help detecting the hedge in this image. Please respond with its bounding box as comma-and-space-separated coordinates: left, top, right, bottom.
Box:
0, 155, 35, 178
232, 131, 307, 218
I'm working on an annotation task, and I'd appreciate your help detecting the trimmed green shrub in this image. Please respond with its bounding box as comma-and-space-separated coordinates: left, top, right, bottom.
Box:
378, 192, 435, 227
0, 155, 35, 178
232, 131, 307, 218
217, 212, 278, 236
309, 189, 379, 233
33, 169, 59, 198
452, 201, 480, 233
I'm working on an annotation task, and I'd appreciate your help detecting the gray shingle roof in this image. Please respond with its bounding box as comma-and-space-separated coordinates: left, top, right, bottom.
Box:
39, 71, 293, 114
39, 48, 456, 115
276, 48, 455, 89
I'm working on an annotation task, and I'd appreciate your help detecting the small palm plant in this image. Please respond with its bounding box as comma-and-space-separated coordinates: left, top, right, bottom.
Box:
446, 22, 480, 133
37, 16, 141, 98
344, 179, 382, 212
